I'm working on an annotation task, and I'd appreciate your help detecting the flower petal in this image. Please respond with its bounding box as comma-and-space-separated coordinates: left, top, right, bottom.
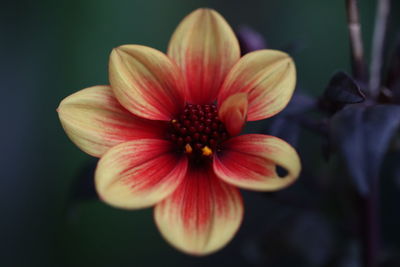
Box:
168, 8, 240, 104
218, 93, 248, 136
109, 45, 186, 121
217, 50, 296, 121
154, 166, 243, 255
214, 134, 301, 191
58, 85, 167, 157
95, 139, 188, 209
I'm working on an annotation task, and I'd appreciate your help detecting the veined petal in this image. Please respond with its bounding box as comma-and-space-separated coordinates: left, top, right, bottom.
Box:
57, 85, 166, 157
214, 134, 301, 191
218, 93, 248, 136
109, 45, 185, 121
154, 166, 243, 255
218, 50, 296, 121
168, 8, 240, 104
95, 139, 188, 209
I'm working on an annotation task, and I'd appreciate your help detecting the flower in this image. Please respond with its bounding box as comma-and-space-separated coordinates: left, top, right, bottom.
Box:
57, 8, 301, 255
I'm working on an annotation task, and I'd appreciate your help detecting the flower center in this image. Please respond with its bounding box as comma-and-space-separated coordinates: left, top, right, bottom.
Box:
168, 103, 229, 159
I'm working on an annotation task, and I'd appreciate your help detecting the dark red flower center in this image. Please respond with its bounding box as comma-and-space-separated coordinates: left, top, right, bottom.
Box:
167, 103, 229, 160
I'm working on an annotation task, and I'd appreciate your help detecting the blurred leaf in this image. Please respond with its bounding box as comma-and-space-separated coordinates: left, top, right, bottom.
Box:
379, 248, 400, 267
330, 104, 400, 195
266, 117, 300, 147
244, 211, 335, 267
280, 92, 316, 115
385, 36, 400, 103
236, 25, 267, 55
324, 71, 365, 104
333, 240, 362, 267
264, 92, 316, 147
281, 40, 307, 56
66, 159, 99, 223
70, 159, 98, 202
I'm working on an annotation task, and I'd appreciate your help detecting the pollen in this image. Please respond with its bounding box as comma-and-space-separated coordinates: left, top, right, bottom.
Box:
201, 146, 213, 156
167, 103, 229, 160
185, 143, 193, 154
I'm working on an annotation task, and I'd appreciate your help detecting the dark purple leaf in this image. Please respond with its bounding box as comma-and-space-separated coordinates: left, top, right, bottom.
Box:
330, 104, 400, 195
324, 71, 365, 104
236, 25, 267, 54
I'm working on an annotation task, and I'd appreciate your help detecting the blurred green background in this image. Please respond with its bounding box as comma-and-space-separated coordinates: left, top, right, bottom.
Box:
2, 0, 399, 266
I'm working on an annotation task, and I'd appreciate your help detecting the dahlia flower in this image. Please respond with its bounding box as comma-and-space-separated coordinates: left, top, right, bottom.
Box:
58, 8, 301, 255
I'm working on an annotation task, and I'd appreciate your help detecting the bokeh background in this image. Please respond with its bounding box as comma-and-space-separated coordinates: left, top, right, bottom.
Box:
2, 0, 400, 266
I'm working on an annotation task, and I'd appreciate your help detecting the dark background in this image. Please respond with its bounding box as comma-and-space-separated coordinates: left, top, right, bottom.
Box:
2, 0, 399, 266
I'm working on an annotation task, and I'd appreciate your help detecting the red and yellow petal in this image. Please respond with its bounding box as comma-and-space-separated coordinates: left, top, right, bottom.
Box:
154, 166, 243, 255
214, 134, 301, 191
218, 93, 248, 136
57, 85, 166, 157
168, 8, 240, 104
109, 45, 186, 121
217, 50, 296, 121
95, 139, 188, 209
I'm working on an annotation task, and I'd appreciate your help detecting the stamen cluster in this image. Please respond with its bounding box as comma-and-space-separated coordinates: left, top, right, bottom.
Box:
168, 104, 229, 158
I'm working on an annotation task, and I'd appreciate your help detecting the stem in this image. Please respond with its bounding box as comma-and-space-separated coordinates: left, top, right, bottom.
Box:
346, 0, 366, 81
369, 0, 391, 98
360, 176, 380, 267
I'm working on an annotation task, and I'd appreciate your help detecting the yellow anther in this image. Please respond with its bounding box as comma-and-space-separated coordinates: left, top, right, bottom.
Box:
185, 144, 193, 154
202, 146, 213, 156
171, 119, 177, 123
